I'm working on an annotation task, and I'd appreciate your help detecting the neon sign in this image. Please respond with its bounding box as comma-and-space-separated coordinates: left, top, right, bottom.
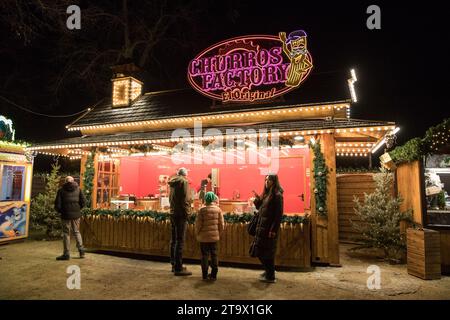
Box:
188, 30, 313, 103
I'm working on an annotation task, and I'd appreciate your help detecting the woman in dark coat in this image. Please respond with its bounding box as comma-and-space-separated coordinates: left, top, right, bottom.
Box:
250, 174, 283, 283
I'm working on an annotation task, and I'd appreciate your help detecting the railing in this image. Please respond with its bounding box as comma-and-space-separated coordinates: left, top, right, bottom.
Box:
80, 214, 311, 268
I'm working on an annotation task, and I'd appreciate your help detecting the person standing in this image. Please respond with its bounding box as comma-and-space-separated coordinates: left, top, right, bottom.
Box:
168, 167, 192, 276
54, 176, 87, 260
195, 192, 224, 281
250, 174, 284, 283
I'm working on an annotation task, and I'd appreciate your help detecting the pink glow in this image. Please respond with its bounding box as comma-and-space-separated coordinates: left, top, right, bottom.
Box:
119, 147, 310, 214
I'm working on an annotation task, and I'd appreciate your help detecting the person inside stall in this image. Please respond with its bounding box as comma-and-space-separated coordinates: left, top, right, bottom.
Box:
198, 173, 212, 204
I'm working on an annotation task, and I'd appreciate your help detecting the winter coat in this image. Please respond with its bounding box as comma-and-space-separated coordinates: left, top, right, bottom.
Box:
195, 205, 224, 242
168, 175, 191, 217
54, 182, 87, 220
249, 191, 283, 259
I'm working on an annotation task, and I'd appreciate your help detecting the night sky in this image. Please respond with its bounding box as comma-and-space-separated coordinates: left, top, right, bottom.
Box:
1, 0, 449, 171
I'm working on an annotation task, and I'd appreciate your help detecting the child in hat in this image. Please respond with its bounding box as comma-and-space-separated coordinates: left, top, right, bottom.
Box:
195, 191, 224, 280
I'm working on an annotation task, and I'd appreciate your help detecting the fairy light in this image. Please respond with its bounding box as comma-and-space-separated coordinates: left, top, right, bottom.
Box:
67, 103, 352, 132
29, 125, 396, 152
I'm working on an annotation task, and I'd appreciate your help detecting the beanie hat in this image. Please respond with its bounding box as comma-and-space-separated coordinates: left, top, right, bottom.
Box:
204, 191, 217, 204
177, 167, 188, 176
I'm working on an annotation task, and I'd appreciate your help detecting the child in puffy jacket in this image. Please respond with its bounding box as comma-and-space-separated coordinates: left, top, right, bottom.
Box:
195, 192, 224, 280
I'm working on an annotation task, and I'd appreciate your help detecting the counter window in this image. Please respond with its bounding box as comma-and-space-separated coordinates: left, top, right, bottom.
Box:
1, 165, 26, 201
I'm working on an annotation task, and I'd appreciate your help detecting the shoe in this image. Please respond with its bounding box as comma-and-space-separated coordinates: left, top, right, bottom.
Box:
172, 266, 187, 273
259, 277, 276, 283
174, 269, 192, 276
208, 274, 217, 281
79, 248, 85, 259
56, 254, 70, 261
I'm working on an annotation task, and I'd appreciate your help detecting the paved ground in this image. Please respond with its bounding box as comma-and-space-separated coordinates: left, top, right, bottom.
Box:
1, 237, 449, 300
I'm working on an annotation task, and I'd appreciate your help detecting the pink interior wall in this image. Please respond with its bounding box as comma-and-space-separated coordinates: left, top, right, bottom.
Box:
119, 147, 310, 214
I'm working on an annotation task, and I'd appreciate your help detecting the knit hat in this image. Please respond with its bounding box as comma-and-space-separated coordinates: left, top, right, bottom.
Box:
177, 167, 188, 176
204, 191, 217, 204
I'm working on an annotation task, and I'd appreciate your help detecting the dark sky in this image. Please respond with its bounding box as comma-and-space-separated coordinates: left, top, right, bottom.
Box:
1, 0, 449, 152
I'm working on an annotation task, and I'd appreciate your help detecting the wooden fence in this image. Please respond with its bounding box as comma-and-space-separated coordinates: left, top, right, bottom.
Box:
337, 174, 376, 242
80, 215, 311, 268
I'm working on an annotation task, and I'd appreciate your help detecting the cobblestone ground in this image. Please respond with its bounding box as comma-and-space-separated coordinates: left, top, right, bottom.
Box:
1, 238, 449, 300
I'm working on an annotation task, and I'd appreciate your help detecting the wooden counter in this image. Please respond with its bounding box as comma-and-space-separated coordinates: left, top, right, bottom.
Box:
218, 200, 249, 214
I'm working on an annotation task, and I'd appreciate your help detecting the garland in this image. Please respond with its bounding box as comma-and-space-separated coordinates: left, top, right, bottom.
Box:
310, 141, 328, 217
82, 152, 95, 208
81, 208, 309, 225
389, 118, 450, 164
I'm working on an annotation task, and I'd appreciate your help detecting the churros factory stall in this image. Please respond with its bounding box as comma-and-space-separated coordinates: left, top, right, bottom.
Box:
0, 116, 33, 243
28, 30, 398, 267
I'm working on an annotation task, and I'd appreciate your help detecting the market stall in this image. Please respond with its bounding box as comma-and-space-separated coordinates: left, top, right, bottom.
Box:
0, 116, 33, 243
28, 31, 398, 267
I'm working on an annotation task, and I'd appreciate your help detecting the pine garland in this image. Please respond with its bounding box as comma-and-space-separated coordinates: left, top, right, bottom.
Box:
389, 118, 450, 164
82, 151, 95, 208
310, 141, 328, 217
81, 208, 309, 225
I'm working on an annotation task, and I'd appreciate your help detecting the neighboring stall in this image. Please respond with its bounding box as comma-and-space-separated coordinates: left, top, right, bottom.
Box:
387, 118, 450, 275
28, 31, 398, 267
0, 116, 34, 243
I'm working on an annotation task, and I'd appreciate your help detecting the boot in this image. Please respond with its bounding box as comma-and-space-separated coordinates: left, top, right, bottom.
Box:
174, 269, 192, 276
209, 268, 218, 281
173, 266, 187, 273
79, 248, 86, 259
56, 254, 70, 261
202, 266, 208, 280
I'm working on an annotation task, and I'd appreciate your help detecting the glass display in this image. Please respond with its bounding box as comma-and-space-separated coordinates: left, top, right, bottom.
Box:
1, 165, 25, 201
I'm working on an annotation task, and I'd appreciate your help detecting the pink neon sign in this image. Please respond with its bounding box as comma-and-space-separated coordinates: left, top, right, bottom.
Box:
187, 32, 313, 103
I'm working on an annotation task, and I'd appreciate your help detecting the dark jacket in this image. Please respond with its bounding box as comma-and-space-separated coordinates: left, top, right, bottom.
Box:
168, 175, 191, 216
250, 191, 283, 258
54, 181, 87, 220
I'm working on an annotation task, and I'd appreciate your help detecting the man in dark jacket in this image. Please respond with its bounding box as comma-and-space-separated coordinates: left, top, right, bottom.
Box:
54, 176, 87, 260
168, 167, 192, 276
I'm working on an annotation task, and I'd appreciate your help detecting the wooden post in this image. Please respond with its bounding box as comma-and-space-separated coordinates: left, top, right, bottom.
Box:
79, 154, 88, 190
322, 133, 340, 266
91, 151, 99, 209
309, 145, 321, 263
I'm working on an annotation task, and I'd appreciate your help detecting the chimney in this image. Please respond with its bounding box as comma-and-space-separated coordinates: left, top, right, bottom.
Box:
111, 63, 143, 107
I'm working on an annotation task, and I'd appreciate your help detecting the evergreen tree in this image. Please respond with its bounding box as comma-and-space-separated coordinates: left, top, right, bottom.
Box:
351, 169, 412, 260
30, 161, 62, 238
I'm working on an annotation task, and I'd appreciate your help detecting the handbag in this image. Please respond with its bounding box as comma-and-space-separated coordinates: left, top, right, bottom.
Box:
247, 213, 258, 236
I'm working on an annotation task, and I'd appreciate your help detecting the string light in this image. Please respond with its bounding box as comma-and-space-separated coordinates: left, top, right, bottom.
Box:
67, 103, 351, 132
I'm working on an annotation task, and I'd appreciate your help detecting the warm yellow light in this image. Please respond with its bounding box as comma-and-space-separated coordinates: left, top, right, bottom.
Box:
24, 164, 33, 202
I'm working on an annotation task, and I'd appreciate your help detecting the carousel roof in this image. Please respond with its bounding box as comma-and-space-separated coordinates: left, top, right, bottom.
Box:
69, 71, 352, 128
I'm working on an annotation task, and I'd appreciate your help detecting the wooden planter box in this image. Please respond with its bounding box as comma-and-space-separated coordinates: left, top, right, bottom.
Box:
80, 215, 311, 268
407, 228, 441, 280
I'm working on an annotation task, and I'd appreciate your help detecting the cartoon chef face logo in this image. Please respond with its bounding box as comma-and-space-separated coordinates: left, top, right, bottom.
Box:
279, 30, 313, 87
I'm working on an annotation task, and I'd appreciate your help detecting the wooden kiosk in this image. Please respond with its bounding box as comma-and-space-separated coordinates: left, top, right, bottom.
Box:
29, 32, 398, 267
